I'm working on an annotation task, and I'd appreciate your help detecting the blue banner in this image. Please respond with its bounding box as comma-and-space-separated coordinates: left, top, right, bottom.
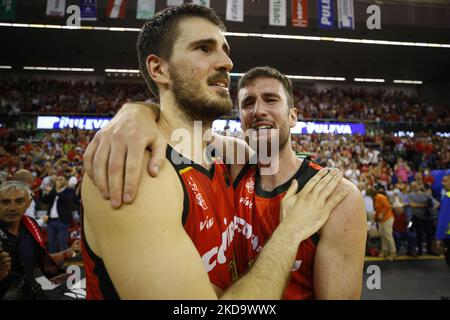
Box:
213, 120, 365, 135
37, 116, 110, 130
318, 0, 334, 29
292, 122, 365, 135
36, 117, 366, 135
80, 0, 97, 21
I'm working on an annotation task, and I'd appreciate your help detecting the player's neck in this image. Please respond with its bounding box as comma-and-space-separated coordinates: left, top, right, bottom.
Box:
159, 96, 214, 168
258, 146, 302, 192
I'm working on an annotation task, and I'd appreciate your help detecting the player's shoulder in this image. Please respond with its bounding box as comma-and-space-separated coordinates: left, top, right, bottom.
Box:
336, 178, 365, 212
82, 151, 184, 231
320, 178, 365, 235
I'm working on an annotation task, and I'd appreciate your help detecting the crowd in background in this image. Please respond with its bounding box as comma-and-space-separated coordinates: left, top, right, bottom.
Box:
294, 87, 449, 124
1, 125, 449, 260
290, 133, 449, 260
0, 77, 449, 260
1, 78, 449, 125
0, 79, 147, 115
0, 128, 87, 253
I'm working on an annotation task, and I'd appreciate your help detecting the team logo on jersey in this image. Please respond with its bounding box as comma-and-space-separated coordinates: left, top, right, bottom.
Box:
187, 176, 208, 210
245, 177, 255, 194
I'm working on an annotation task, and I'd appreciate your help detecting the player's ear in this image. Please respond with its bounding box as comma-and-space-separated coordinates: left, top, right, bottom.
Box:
289, 108, 297, 128
147, 54, 170, 88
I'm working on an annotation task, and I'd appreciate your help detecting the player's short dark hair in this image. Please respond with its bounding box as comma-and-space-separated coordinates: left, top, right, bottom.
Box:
137, 4, 226, 98
237, 66, 294, 108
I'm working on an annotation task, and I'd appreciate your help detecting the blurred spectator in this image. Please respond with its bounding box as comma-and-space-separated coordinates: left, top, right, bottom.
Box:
345, 163, 360, 185
367, 147, 380, 165
40, 175, 75, 253
365, 187, 380, 256
0, 181, 80, 300
360, 184, 375, 221
374, 184, 397, 261
408, 182, 439, 256
436, 175, 450, 267
422, 169, 435, 187
392, 189, 417, 257
394, 158, 411, 183
11, 170, 47, 228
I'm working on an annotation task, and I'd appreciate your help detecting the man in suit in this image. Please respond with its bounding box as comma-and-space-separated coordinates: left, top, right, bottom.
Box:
41, 175, 75, 253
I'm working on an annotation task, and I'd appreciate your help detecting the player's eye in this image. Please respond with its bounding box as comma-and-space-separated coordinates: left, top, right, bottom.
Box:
197, 45, 211, 53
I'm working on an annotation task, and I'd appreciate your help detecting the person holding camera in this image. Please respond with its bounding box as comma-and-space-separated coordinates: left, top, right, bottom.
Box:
0, 181, 80, 300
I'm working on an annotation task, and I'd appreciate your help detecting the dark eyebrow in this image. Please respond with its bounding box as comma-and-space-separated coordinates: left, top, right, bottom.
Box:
261, 92, 281, 99
188, 38, 231, 57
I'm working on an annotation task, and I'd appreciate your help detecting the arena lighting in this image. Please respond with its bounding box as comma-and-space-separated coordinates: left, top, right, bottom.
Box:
354, 78, 385, 83
286, 75, 346, 81
436, 132, 450, 138
104, 69, 140, 73
0, 23, 140, 32
0, 65, 12, 69
23, 66, 94, 72
231, 73, 346, 82
393, 80, 423, 85
1, 22, 450, 49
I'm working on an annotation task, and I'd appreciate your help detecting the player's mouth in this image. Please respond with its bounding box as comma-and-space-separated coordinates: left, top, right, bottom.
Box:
252, 122, 276, 131
208, 78, 230, 94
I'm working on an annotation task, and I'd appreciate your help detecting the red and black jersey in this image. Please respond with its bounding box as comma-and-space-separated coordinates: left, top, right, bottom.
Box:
82, 145, 238, 299
233, 158, 322, 300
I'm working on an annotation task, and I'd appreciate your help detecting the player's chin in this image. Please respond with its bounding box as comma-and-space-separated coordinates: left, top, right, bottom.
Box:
211, 96, 233, 113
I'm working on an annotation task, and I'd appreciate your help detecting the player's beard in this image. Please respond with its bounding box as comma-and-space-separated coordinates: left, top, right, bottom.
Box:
170, 65, 233, 123
278, 125, 291, 152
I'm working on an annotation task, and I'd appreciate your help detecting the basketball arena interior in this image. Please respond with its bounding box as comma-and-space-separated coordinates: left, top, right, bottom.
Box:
0, 0, 449, 302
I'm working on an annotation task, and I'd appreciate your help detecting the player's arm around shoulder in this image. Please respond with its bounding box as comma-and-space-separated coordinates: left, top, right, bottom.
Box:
314, 179, 367, 300
211, 133, 255, 181
82, 152, 217, 299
